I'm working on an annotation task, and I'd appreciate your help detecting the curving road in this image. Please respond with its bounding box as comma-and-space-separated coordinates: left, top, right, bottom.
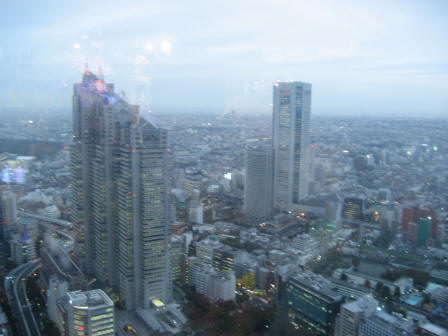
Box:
5, 212, 75, 335
18, 210, 72, 228
5, 260, 42, 336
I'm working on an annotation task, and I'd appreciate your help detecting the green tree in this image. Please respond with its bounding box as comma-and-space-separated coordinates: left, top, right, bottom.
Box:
340, 272, 348, 281
393, 286, 401, 301
375, 281, 383, 294
236, 293, 249, 305
42, 318, 60, 336
364, 280, 371, 289
385, 300, 394, 314
268, 315, 315, 336
406, 269, 430, 288
423, 293, 431, 305
380, 286, 391, 300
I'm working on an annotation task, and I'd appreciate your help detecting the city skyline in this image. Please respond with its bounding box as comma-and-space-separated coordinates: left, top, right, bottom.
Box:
1, 0, 447, 117
0, 1, 447, 334
0, 96, 447, 334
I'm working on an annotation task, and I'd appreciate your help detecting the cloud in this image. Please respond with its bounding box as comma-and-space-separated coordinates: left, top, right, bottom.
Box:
204, 44, 261, 55
160, 41, 172, 54
0, 0, 447, 115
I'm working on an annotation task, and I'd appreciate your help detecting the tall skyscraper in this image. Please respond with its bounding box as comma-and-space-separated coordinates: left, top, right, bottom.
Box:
71, 69, 171, 310
244, 142, 273, 224
272, 81, 312, 211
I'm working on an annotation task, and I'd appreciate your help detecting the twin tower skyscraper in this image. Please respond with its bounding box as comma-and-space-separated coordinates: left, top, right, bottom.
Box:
245, 81, 312, 224
70, 69, 171, 310
70, 72, 310, 309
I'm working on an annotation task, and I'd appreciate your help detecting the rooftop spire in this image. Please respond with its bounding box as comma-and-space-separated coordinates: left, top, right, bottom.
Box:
96, 62, 104, 81
82, 59, 99, 83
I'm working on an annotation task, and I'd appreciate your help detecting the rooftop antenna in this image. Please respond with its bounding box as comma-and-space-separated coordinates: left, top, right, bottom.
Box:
97, 62, 104, 81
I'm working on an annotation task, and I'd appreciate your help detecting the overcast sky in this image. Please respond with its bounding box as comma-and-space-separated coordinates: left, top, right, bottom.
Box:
1, 0, 447, 117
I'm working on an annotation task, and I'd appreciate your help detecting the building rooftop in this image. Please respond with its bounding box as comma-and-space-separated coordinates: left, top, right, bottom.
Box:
343, 295, 378, 313
67, 289, 113, 309
420, 323, 448, 336
364, 311, 415, 334
289, 271, 344, 302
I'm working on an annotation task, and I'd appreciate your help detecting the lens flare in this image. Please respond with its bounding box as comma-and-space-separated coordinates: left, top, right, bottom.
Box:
160, 40, 172, 54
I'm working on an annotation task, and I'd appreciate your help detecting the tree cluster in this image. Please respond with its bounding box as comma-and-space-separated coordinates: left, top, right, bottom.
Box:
221, 238, 261, 253
311, 248, 342, 275
381, 268, 430, 288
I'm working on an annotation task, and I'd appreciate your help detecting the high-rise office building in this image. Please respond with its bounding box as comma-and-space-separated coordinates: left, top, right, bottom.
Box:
244, 142, 273, 224
71, 69, 171, 310
272, 81, 312, 211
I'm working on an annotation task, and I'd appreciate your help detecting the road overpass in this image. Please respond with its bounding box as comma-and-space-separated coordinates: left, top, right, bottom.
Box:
5, 260, 42, 336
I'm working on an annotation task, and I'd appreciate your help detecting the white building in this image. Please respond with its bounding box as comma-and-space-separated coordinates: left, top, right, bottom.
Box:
188, 205, 203, 224
58, 289, 114, 336
359, 311, 415, 336
188, 260, 236, 303
336, 295, 378, 336
419, 323, 447, 336
272, 81, 312, 210
207, 271, 236, 302
47, 276, 69, 328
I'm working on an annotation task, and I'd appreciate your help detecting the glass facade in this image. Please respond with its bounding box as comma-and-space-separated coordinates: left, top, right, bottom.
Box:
71, 71, 171, 310
283, 277, 343, 335
244, 143, 274, 224
273, 82, 312, 210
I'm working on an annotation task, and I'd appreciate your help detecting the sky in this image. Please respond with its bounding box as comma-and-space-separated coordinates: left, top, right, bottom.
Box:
0, 0, 447, 117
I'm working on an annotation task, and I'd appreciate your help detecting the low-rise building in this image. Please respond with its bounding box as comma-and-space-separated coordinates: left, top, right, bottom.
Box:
359, 311, 415, 336
58, 289, 115, 336
336, 295, 378, 336
281, 271, 344, 335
